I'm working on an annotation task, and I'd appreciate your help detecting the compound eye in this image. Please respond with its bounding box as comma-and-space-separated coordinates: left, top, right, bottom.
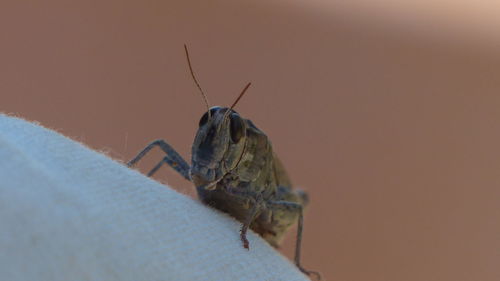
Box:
198, 107, 220, 127
199, 112, 209, 127
229, 113, 245, 143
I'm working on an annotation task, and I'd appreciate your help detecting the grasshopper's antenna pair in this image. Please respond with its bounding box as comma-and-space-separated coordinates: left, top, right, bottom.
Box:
183, 44, 251, 117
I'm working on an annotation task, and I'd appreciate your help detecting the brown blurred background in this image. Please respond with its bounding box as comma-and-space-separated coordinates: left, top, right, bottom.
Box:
2, 0, 500, 280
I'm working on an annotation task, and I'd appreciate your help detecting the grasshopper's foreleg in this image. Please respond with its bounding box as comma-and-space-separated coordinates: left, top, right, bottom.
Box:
267, 200, 321, 280
127, 139, 191, 180
240, 198, 263, 249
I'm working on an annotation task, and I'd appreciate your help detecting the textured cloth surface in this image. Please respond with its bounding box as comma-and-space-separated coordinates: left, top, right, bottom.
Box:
0, 114, 308, 281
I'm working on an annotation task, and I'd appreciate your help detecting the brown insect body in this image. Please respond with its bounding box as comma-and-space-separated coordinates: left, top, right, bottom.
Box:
191, 106, 308, 248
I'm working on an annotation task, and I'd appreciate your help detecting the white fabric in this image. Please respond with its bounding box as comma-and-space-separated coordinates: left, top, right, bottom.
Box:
0, 114, 308, 281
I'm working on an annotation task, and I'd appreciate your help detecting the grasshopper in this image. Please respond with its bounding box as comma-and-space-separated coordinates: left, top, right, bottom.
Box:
127, 45, 320, 280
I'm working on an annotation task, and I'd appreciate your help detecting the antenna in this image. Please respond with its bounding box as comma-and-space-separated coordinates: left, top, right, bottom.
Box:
223, 82, 251, 120
230, 82, 251, 110
184, 44, 211, 118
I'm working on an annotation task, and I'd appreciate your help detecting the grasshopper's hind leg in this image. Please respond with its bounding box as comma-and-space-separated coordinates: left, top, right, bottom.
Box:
267, 200, 321, 280
127, 139, 191, 180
